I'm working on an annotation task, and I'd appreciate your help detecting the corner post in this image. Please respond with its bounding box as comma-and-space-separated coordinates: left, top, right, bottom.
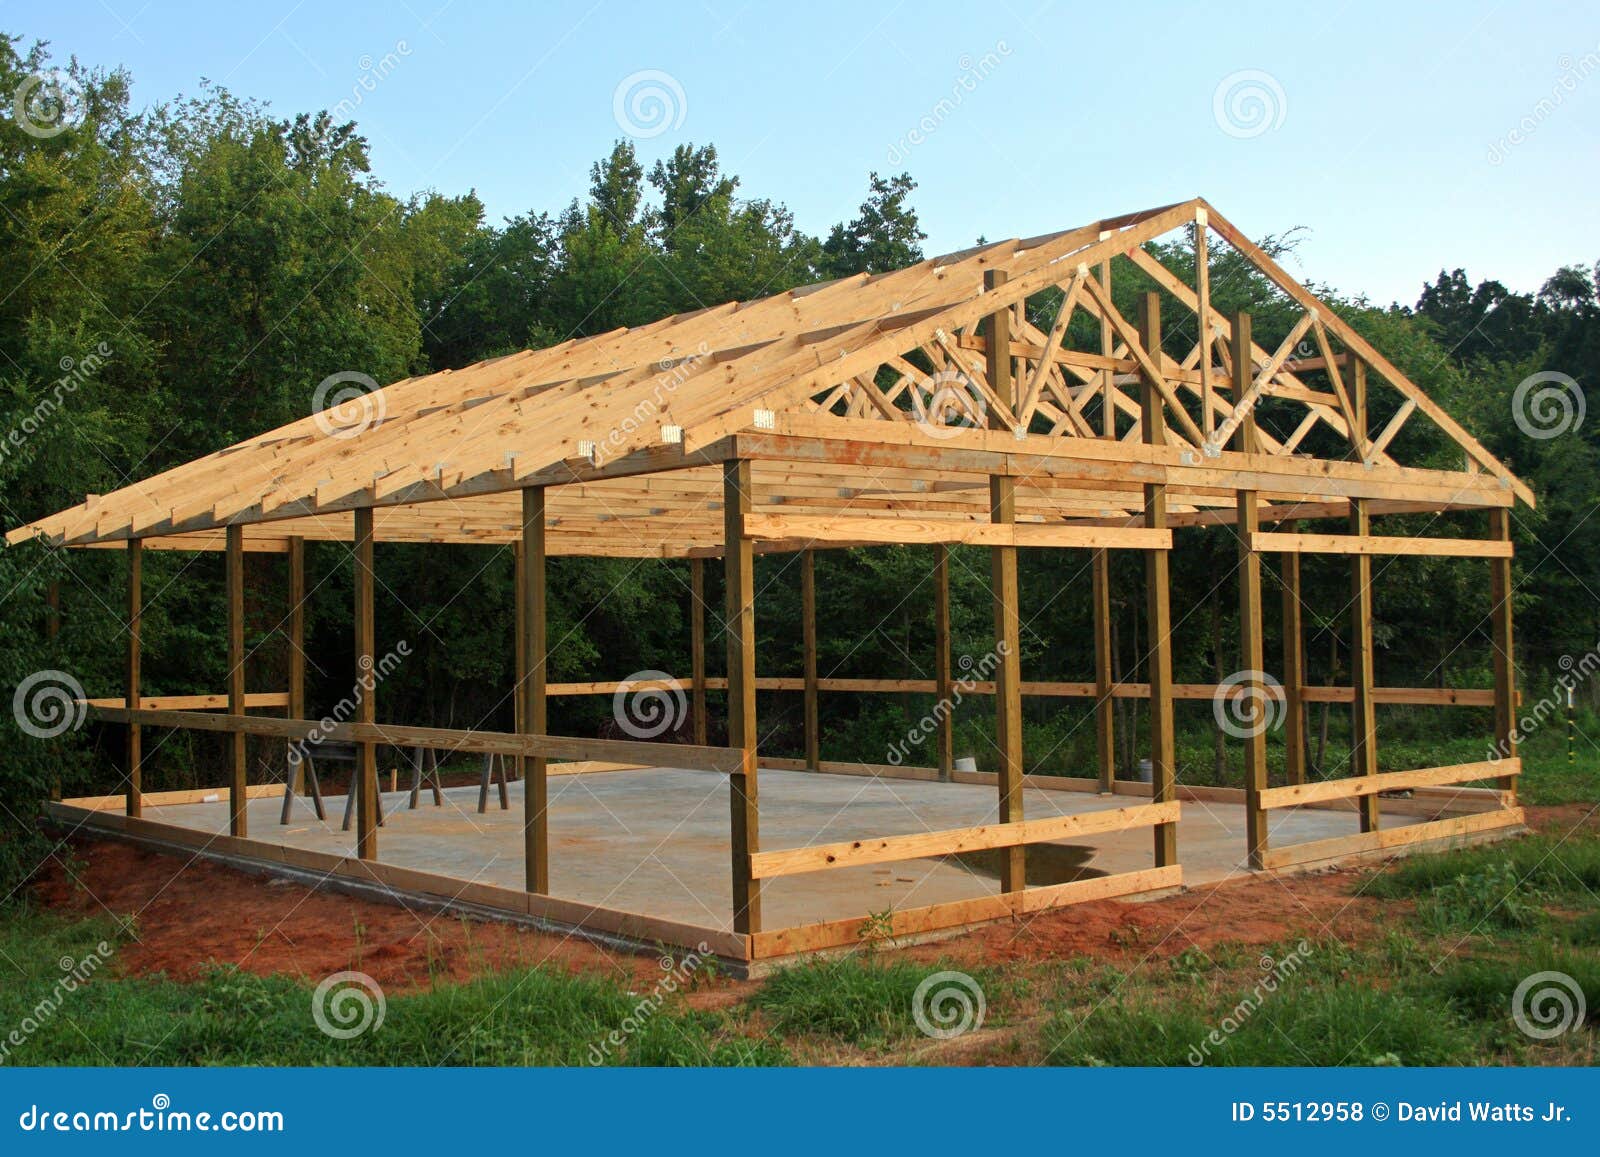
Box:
226, 526, 247, 836
522, 487, 549, 892
1139, 292, 1177, 868
934, 543, 954, 781
126, 539, 143, 818
1280, 544, 1307, 786
801, 548, 819, 770
1489, 507, 1518, 801
287, 536, 306, 798
353, 508, 378, 859
690, 557, 707, 746
724, 459, 761, 934
1349, 358, 1380, 833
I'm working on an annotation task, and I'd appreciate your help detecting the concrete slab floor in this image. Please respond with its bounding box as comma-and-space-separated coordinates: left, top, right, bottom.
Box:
137, 767, 1425, 932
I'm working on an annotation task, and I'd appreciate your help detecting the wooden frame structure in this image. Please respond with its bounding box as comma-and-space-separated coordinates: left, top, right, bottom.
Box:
14, 199, 1530, 964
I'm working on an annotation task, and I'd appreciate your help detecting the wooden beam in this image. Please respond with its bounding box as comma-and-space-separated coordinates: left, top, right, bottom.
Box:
934, 543, 954, 780
1281, 546, 1306, 786
1196, 214, 1215, 440
984, 268, 1015, 427
522, 486, 549, 892
226, 525, 247, 837
126, 539, 142, 818
990, 473, 1025, 893
740, 513, 1171, 551
1249, 531, 1511, 558
1238, 490, 1269, 867
801, 548, 819, 771
1489, 508, 1518, 799
749, 800, 1178, 879
690, 557, 707, 746
286, 537, 306, 801
1093, 544, 1114, 793
1259, 807, 1524, 871
1258, 759, 1517, 810
1140, 293, 1177, 867
1350, 495, 1380, 833
353, 507, 378, 859
724, 459, 761, 934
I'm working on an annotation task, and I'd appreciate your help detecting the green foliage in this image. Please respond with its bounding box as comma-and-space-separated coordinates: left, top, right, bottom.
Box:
748, 956, 988, 1047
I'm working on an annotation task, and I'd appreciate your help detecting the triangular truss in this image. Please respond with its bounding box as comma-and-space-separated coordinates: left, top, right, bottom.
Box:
7, 199, 1530, 559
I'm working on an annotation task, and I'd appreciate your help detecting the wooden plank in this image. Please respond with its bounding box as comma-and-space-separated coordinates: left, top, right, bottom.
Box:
725, 459, 761, 934
802, 548, 819, 770
1258, 759, 1517, 809
1093, 545, 1114, 792
934, 543, 954, 780
86, 692, 290, 711
690, 557, 707, 746
749, 864, 1182, 958
990, 473, 1025, 893
1259, 807, 1525, 870
523, 486, 549, 893
1280, 546, 1306, 785
226, 525, 247, 837
1140, 293, 1178, 868
353, 507, 378, 859
1350, 490, 1380, 834
1196, 213, 1214, 440
286, 536, 306, 806
1489, 507, 1518, 797
749, 800, 1179, 879
1250, 531, 1512, 558
741, 513, 1171, 551
1238, 497, 1269, 867
126, 539, 142, 818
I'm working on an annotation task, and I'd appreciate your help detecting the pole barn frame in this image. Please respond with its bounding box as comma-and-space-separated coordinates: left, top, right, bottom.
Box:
12, 199, 1531, 965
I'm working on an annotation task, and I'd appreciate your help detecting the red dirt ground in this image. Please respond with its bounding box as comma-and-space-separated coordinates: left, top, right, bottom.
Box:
30, 804, 1593, 992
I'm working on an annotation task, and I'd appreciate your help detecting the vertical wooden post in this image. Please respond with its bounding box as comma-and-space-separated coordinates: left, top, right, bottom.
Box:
522, 487, 549, 893
226, 525, 247, 837
724, 459, 761, 934
1489, 507, 1518, 800
286, 536, 307, 803
1139, 293, 1177, 867
990, 474, 1025, 893
1233, 312, 1269, 867
353, 508, 378, 859
934, 543, 954, 781
1098, 258, 1114, 435
1092, 551, 1115, 794
47, 579, 62, 800
1196, 211, 1215, 441
983, 268, 1014, 424
514, 540, 526, 745
801, 548, 819, 770
1281, 545, 1307, 786
690, 557, 707, 746
1349, 358, 1380, 833
125, 540, 142, 818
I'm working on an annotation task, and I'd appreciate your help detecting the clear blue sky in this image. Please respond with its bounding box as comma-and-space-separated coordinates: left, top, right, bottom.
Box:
19, 0, 1600, 304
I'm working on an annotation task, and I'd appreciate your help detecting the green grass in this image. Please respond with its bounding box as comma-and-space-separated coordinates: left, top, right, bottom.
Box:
0, 907, 787, 1067
747, 956, 999, 1048
1363, 834, 1600, 904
